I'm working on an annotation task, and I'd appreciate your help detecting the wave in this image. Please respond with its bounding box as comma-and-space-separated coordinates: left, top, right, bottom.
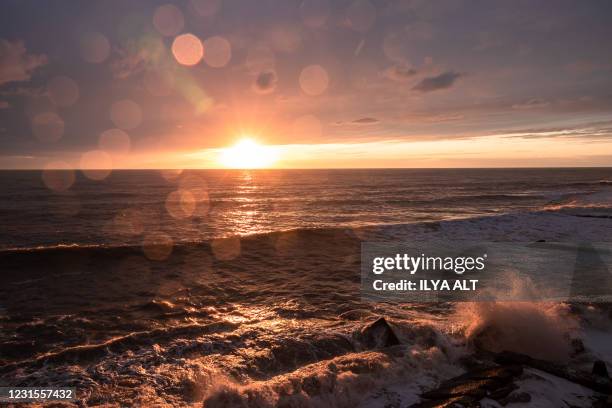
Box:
2, 197, 611, 258
0, 321, 238, 375
555, 180, 612, 188
543, 189, 612, 216
202, 349, 449, 408
453, 272, 579, 362
385, 193, 544, 206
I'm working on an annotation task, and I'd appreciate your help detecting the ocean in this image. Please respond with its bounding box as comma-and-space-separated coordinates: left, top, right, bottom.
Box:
0, 168, 611, 407
1, 168, 611, 250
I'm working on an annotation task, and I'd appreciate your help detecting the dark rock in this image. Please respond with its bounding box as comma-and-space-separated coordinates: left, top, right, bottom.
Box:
495, 350, 612, 394
593, 360, 610, 378
403, 323, 440, 350
571, 338, 585, 356
457, 355, 498, 372
487, 382, 518, 400
499, 391, 531, 405
411, 365, 523, 407
593, 394, 612, 408
494, 351, 532, 365
421, 379, 488, 400
412, 395, 479, 408
358, 317, 400, 349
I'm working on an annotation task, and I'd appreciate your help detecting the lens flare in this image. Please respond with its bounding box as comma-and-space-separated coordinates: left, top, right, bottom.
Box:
110, 99, 142, 130
79, 32, 110, 63
153, 4, 185, 37
299, 64, 329, 96
172, 33, 204, 66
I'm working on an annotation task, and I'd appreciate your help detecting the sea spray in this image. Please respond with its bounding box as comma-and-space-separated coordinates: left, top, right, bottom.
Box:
202, 348, 461, 408
447, 271, 577, 360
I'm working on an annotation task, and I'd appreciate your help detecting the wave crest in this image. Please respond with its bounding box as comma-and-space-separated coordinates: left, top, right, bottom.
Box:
453, 274, 579, 361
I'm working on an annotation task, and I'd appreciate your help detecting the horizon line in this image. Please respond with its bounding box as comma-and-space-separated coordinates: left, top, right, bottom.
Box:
2, 166, 611, 171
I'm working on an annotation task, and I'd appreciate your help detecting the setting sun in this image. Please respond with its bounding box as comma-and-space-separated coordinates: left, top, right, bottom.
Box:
219, 138, 279, 169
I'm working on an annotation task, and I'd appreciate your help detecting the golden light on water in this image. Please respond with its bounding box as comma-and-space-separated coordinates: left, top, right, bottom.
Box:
219, 138, 278, 169
142, 232, 174, 261
211, 237, 241, 260
165, 189, 196, 219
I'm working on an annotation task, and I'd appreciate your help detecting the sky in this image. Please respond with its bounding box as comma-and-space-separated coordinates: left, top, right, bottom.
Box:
1, 0, 612, 169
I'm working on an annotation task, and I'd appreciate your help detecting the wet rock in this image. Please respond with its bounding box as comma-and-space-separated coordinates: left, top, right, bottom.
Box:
402, 323, 440, 350
457, 355, 497, 372
570, 338, 585, 356
358, 317, 400, 349
499, 391, 531, 405
592, 360, 609, 378
487, 382, 518, 400
593, 394, 612, 408
421, 379, 488, 400
411, 365, 523, 407
495, 350, 612, 394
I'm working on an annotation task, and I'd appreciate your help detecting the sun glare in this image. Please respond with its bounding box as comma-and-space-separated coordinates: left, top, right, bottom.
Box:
219, 138, 278, 169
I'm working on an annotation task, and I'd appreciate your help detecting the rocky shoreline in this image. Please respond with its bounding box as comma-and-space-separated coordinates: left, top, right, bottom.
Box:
359, 317, 612, 408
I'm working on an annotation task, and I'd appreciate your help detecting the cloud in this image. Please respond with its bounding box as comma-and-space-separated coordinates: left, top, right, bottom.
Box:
0, 39, 47, 86
420, 113, 464, 123
512, 98, 550, 110
110, 48, 152, 79
383, 64, 418, 82
111, 52, 147, 80
0, 101, 9, 109
110, 38, 168, 79
253, 71, 277, 94
351, 117, 379, 125
495, 120, 612, 140
334, 117, 380, 126
412, 71, 462, 92
0, 85, 46, 98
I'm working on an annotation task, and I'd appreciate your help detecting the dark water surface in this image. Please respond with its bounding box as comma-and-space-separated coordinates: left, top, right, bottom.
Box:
1, 168, 610, 250
0, 169, 611, 407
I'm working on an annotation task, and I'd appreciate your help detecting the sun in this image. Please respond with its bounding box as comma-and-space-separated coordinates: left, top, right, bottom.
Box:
219, 138, 279, 169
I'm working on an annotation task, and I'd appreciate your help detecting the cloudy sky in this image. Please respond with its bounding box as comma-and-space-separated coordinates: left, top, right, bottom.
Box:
1, 0, 612, 168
